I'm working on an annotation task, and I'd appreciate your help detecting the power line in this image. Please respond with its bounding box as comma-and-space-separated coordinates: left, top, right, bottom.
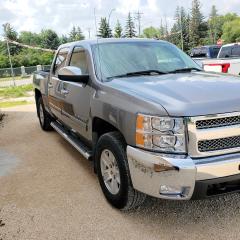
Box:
134, 11, 144, 36
5, 39, 55, 52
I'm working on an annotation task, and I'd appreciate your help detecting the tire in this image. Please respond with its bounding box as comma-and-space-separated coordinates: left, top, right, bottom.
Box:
37, 97, 53, 131
95, 132, 146, 210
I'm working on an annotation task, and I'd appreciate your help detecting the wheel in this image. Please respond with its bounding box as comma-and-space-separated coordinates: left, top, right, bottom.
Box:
95, 132, 146, 210
37, 97, 53, 131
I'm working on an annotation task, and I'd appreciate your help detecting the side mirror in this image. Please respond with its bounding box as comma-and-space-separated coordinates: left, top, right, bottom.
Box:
58, 66, 89, 84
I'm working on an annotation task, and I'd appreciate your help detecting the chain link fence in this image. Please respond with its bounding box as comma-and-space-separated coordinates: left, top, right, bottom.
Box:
0, 65, 51, 78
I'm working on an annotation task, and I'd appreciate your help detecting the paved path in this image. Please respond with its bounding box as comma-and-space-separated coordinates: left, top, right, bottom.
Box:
0, 105, 239, 240
0, 77, 32, 87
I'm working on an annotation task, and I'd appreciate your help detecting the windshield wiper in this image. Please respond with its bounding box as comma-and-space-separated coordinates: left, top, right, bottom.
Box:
168, 67, 202, 74
106, 70, 167, 80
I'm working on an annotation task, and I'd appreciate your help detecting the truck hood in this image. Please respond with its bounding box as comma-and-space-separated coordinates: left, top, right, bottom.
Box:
106, 71, 240, 116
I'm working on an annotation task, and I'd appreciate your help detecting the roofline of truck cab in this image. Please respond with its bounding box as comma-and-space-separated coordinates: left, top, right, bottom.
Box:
58, 38, 169, 50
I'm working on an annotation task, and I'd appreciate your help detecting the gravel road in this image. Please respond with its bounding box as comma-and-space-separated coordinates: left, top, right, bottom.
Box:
0, 105, 239, 240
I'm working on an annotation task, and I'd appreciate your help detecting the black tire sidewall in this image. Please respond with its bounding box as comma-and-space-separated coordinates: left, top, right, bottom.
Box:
37, 97, 52, 131
96, 134, 130, 209
37, 97, 45, 128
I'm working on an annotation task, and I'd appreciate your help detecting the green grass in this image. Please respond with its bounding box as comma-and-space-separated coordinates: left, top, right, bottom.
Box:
0, 84, 33, 99
0, 100, 32, 108
0, 75, 30, 82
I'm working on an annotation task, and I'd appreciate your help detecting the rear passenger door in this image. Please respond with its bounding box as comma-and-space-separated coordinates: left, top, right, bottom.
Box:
48, 47, 69, 120
60, 46, 92, 141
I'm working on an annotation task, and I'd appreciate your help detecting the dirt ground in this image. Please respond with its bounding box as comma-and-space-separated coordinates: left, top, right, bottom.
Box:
0, 104, 239, 240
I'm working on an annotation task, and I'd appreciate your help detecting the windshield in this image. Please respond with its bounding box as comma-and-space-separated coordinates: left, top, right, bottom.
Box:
92, 41, 201, 81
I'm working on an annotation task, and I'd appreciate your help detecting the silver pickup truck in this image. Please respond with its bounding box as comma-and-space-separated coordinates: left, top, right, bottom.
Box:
33, 39, 240, 210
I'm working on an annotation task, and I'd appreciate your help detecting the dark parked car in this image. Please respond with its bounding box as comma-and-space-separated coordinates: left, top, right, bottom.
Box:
190, 45, 221, 59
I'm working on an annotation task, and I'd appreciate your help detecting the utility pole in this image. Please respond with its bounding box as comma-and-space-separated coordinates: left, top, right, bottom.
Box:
179, 8, 184, 51
134, 10, 144, 37
108, 8, 116, 25
86, 28, 91, 39
6, 38, 16, 86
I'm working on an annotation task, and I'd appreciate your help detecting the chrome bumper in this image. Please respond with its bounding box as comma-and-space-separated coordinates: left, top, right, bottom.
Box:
127, 146, 240, 200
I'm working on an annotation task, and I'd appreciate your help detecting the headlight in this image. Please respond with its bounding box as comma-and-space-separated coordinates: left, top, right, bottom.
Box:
136, 114, 186, 153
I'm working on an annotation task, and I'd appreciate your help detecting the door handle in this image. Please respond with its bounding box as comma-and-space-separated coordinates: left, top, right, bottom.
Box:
48, 82, 53, 88
60, 89, 69, 95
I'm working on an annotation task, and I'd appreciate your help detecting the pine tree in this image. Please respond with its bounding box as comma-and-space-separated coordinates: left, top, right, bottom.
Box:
40, 29, 60, 50
159, 19, 165, 40
69, 26, 85, 41
114, 20, 123, 38
208, 5, 220, 44
189, 0, 208, 47
2, 23, 17, 41
125, 13, 136, 38
76, 27, 85, 40
97, 18, 112, 38
60, 34, 69, 44
2, 23, 20, 55
69, 26, 77, 41
169, 7, 191, 52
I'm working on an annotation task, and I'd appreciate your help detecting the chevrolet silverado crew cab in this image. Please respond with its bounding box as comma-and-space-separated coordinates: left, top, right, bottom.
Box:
33, 39, 240, 210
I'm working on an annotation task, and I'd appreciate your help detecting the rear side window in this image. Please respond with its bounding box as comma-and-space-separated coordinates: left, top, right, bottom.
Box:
210, 47, 221, 58
69, 47, 88, 74
53, 48, 69, 76
218, 46, 232, 58
232, 46, 240, 57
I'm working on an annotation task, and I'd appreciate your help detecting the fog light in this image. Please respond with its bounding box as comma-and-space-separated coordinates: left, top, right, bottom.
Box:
160, 185, 183, 195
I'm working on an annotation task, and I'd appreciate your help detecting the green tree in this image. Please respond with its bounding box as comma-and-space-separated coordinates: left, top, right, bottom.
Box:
2, 23, 20, 55
170, 7, 190, 51
222, 17, 240, 43
114, 20, 123, 38
143, 26, 160, 38
59, 34, 69, 44
19, 31, 41, 46
40, 29, 60, 50
189, 0, 208, 47
208, 6, 221, 44
125, 13, 136, 38
76, 27, 85, 40
98, 18, 112, 38
2, 23, 17, 41
69, 26, 85, 41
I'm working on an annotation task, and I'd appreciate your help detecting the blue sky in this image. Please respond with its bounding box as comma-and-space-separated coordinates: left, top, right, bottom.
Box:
0, 0, 239, 38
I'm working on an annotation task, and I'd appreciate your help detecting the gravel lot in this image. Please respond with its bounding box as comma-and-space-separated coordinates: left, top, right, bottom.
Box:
0, 104, 239, 240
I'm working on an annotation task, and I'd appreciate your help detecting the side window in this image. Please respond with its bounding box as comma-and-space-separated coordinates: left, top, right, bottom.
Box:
53, 48, 69, 76
218, 46, 232, 58
232, 46, 240, 57
69, 47, 88, 74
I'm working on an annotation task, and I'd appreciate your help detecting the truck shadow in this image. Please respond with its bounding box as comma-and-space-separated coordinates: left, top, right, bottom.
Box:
123, 193, 240, 231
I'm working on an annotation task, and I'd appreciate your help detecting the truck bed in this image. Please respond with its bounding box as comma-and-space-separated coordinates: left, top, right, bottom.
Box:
202, 58, 240, 76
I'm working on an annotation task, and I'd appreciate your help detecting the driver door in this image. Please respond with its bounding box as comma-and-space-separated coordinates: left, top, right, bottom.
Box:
60, 46, 92, 141
48, 47, 69, 120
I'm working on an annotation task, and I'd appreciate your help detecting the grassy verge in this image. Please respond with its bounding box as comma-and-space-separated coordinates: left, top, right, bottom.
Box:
0, 84, 33, 99
0, 76, 30, 82
0, 100, 33, 108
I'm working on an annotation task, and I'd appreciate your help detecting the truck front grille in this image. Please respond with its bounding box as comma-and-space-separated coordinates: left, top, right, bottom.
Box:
188, 112, 240, 158
196, 115, 240, 129
198, 136, 240, 152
